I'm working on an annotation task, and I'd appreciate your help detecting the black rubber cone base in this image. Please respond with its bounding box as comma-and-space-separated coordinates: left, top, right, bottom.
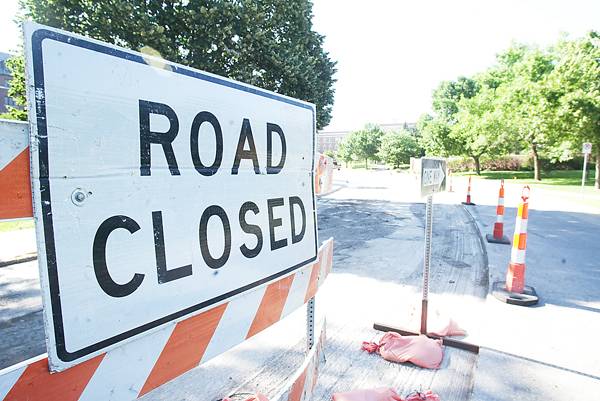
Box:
462, 202, 476, 206
492, 281, 539, 306
486, 234, 511, 245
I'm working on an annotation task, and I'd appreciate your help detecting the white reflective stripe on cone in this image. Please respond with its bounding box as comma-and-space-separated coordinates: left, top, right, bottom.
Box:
511, 248, 526, 264
515, 219, 528, 234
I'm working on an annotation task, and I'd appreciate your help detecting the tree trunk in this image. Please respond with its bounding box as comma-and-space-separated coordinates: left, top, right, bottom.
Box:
473, 156, 481, 175
532, 143, 541, 181
365, 158, 368, 169
594, 145, 600, 189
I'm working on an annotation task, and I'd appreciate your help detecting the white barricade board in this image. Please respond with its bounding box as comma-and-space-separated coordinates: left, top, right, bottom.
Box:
23, 22, 317, 371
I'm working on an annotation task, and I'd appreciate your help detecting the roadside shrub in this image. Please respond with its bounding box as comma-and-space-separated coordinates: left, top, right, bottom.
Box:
447, 154, 588, 173
482, 155, 531, 171
447, 157, 473, 172
448, 155, 532, 172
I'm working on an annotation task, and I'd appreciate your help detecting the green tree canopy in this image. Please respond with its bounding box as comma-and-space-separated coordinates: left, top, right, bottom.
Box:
378, 130, 420, 169
344, 124, 384, 168
0, 56, 26, 120
8, 0, 337, 128
450, 87, 510, 174
432, 76, 480, 121
494, 45, 560, 180
336, 139, 353, 167
550, 32, 600, 187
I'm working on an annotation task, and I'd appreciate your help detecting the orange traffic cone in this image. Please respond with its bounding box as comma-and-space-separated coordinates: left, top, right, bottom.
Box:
486, 180, 510, 244
461, 176, 475, 205
492, 186, 539, 306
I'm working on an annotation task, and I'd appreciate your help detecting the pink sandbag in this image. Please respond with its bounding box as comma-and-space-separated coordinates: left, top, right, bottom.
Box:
428, 319, 466, 337
405, 390, 441, 401
333, 387, 403, 401
362, 332, 443, 369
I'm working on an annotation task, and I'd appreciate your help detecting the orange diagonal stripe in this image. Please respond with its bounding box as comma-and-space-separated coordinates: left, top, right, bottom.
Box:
246, 274, 295, 339
139, 303, 228, 397
4, 354, 104, 401
0, 148, 33, 219
287, 368, 308, 401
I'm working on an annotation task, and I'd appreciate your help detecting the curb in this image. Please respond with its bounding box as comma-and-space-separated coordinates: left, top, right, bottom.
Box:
462, 204, 490, 293
0, 255, 38, 268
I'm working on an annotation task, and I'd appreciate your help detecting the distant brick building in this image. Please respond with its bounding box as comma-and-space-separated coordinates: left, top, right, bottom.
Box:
0, 52, 17, 114
317, 122, 416, 154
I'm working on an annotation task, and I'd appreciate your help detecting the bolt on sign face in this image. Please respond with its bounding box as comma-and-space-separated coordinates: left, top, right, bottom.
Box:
420, 157, 447, 197
23, 23, 317, 371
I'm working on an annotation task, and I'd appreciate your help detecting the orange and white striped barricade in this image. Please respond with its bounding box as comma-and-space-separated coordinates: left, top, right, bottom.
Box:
0, 239, 334, 401
492, 186, 539, 306
315, 154, 334, 196
486, 179, 510, 244
461, 176, 475, 205
1, 22, 335, 401
230, 322, 327, 401
0, 119, 32, 220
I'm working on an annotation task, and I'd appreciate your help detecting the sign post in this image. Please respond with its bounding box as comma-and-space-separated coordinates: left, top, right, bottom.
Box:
418, 158, 446, 334
373, 158, 478, 353
582, 142, 592, 188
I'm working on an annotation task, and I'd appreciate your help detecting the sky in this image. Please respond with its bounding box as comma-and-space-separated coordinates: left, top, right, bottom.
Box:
1, 0, 599, 131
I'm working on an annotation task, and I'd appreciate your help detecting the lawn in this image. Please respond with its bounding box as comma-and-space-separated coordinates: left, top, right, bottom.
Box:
456, 169, 598, 188
460, 170, 595, 187
456, 169, 600, 209
0, 219, 35, 233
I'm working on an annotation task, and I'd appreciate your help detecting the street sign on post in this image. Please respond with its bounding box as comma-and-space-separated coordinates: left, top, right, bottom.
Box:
372, 157, 483, 353
418, 157, 446, 333
582, 143, 592, 187
420, 157, 447, 197
23, 22, 317, 371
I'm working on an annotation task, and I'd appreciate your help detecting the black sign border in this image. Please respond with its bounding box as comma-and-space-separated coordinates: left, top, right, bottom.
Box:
30, 27, 318, 363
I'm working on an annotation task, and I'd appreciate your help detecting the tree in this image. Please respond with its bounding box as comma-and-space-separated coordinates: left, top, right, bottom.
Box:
451, 88, 510, 174
550, 32, 600, 188
495, 46, 560, 181
418, 113, 457, 157
419, 77, 481, 160
344, 124, 384, 168
336, 139, 353, 167
0, 56, 27, 120
378, 130, 420, 169
432, 77, 480, 122
13, 0, 337, 128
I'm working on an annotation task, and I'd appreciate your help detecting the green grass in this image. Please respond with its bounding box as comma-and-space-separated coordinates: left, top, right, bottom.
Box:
0, 219, 34, 232
456, 169, 597, 187
455, 170, 600, 209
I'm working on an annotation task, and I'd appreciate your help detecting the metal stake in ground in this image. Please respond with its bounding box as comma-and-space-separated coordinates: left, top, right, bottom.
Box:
421, 194, 433, 334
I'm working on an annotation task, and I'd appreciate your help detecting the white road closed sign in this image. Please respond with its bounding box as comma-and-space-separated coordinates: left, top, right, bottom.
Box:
24, 23, 317, 370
